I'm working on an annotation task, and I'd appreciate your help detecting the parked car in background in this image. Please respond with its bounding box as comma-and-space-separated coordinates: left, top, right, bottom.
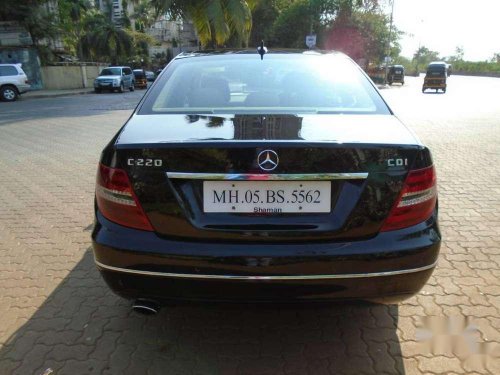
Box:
0, 63, 31, 102
92, 50, 441, 309
387, 64, 405, 85
145, 71, 155, 82
94, 66, 135, 93
133, 69, 148, 89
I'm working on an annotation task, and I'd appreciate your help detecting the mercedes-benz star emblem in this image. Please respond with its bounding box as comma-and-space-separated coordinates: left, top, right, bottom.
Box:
257, 150, 279, 171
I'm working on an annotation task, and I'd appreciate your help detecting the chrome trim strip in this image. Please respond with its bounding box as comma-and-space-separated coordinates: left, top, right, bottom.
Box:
166, 172, 369, 181
131, 304, 158, 314
94, 259, 437, 280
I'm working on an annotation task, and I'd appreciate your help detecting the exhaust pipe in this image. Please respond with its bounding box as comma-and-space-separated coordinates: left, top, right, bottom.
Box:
132, 299, 160, 315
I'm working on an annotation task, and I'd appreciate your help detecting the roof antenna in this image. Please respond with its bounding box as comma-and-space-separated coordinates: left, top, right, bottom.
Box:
257, 40, 267, 60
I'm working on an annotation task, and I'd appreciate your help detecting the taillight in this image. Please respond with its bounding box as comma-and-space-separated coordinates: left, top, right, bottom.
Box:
25, 80, 31, 84
381, 165, 437, 231
96, 163, 153, 231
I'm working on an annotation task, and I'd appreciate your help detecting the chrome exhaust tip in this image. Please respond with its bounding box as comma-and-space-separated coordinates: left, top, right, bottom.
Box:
132, 299, 160, 315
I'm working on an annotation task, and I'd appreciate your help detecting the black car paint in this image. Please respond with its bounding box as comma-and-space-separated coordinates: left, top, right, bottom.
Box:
93, 209, 439, 302
92, 51, 441, 303
100, 114, 428, 243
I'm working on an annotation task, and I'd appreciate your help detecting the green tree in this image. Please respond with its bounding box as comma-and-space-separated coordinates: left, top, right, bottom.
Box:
58, 0, 92, 59
127, 29, 156, 66
148, 0, 185, 19
412, 46, 440, 73
272, 1, 312, 48
148, 0, 257, 47
80, 11, 134, 63
391, 54, 411, 67
325, 8, 399, 67
272, 0, 340, 48
447, 45, 464, 63
187, 0, 255, 47
269, 0, 392, 54
0, 0, 60, 48
248, 0, 281, 46
132, 0, 157, 32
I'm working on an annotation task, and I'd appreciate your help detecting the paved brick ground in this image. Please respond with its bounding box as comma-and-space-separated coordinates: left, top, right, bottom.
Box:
0, 77, 499, 374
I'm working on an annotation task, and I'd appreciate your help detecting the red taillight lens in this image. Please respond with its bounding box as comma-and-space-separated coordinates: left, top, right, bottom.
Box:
381, 165, 437, 231
96, 164, 153, 231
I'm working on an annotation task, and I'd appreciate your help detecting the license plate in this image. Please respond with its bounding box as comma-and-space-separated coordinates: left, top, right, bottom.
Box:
203, 181, 331, 213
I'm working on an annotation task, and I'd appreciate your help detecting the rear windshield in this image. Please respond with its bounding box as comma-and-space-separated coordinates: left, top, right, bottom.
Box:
427, 66, 446, 76
139, 54, 390, 115
100, 68, 121, 76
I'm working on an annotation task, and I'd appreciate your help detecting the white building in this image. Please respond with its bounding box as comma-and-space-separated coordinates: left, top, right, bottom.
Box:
97, 0, 135, 27
147, 17, 199, 58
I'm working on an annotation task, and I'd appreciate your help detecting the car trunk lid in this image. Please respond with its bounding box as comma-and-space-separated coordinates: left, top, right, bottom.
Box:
108, 114, 424, 242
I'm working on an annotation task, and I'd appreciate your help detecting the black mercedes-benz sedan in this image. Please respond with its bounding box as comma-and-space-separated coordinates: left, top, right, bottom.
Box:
92, 50, 440, 307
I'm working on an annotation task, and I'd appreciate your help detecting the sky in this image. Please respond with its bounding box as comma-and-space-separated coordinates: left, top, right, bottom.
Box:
389, 0, 500, 61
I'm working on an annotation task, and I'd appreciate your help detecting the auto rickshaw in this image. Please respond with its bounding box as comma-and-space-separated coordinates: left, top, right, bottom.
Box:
422, 62, 447, 93
387, 65, 405, 85
133, 69, 148, 89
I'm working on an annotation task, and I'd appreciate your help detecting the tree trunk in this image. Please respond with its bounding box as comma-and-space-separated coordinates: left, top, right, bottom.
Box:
77, 30, 84, 61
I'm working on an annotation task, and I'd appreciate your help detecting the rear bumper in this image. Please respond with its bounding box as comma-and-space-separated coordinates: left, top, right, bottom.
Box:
17, 84, 31, 94
389, 76, 404, 82
423, 83, 446, 88
92, 211, 441, 303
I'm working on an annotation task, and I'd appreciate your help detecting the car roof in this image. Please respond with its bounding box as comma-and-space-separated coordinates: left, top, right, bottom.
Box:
173, 49, 344, 60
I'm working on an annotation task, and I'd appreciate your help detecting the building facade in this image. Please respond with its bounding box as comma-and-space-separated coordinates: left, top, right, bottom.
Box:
147, 17, 199, 59
0, 22, 43, 89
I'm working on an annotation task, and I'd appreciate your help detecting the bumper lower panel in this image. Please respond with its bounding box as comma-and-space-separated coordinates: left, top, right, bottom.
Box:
92, 211, 440, 302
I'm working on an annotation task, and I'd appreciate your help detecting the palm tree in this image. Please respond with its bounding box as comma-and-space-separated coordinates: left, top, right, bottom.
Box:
148, 0, 256, 48
190, 0, 257, 47
81, 12, 134, 63
148, 0, 185, 19
133, 0, 156, 32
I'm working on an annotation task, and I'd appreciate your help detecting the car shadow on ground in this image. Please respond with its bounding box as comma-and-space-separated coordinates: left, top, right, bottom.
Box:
0, 249, 405, 375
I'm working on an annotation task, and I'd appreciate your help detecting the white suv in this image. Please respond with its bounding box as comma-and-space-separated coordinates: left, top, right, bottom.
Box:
0, 64, 31, 102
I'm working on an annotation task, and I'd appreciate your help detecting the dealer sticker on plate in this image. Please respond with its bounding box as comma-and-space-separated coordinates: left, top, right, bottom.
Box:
203, 181, 331, 213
